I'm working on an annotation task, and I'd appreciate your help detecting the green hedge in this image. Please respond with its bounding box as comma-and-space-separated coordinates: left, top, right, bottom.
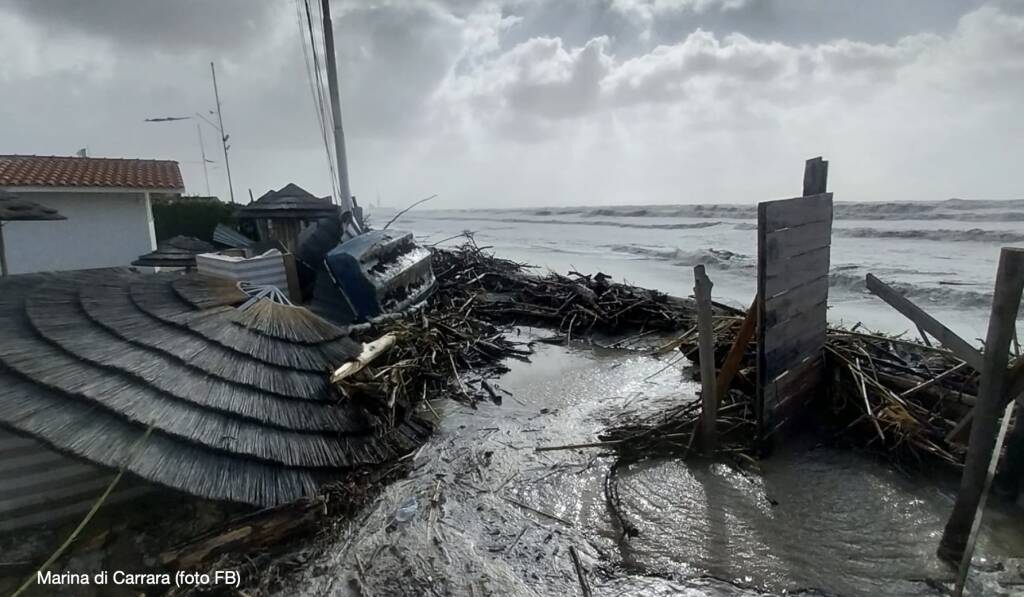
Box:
152, 199, 237, 242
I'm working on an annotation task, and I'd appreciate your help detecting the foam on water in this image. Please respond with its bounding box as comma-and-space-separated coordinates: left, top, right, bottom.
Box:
390, 198, 1024, 342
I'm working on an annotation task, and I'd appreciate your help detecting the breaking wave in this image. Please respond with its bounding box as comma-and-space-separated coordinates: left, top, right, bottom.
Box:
605, 243, 1000, 311
829, 271, 996, 311
834, 228, 1024, 243
424, 215, 722, 231
606, 244, 754, 270
523, 198, 1024, 222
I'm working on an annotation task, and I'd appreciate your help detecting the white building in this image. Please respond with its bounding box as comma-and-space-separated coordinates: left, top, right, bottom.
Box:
0, 154, 184, 275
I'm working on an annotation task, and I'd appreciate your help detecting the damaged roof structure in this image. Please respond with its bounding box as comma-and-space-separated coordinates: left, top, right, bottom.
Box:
0, 270, 430, 508
132, 236, 216, 269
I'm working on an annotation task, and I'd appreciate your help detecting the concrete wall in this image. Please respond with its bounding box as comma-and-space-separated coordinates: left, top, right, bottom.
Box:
1, 191, 157, 275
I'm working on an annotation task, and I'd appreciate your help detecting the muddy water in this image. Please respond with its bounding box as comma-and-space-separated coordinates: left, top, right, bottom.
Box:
287, 339, 1024, 596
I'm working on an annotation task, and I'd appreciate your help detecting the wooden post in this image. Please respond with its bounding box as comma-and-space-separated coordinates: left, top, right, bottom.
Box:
694, 265, 717, 453
803, 157, 829, 196
997, 396, 1024, 498
954, 400, 1015, 596
0, 222, 7, 278
939, 247, 1024, 563
715, 297, 757, 403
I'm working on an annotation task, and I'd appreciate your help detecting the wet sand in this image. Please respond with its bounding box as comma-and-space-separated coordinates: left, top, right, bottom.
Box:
283, 335, 1023, 596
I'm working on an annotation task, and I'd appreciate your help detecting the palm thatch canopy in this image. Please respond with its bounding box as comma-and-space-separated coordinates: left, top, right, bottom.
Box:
0, 270, 429, 506
237, 183, 338, 220
132, 235, 216, 268
0, 190, 65, 221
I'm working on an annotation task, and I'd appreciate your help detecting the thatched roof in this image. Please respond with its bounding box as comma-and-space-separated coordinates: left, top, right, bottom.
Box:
0, 269, 430, 506
0, 190, 65, 221
237, 183, 338, 220
132, 235, 215, 268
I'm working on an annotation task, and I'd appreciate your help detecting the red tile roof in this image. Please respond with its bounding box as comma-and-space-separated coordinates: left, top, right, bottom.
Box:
0, 155, 184, 191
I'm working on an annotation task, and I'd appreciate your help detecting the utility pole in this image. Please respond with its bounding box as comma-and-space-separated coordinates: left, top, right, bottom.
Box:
196, 122, 211, 196
320, 0, 361, 233
210, 62, 236, 204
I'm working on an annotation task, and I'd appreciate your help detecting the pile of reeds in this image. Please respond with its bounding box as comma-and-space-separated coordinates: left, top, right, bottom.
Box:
340, 239, 710, 411
598, 390, 758, 459
599, 314, 984, 470
825, 328, 979, 468
430, 237, 706, 337
344, 305, 533, 411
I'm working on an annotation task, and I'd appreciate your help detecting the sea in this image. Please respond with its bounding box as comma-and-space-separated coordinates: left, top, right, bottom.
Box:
316, 199, 1024, 596
379, 198, 1024, 343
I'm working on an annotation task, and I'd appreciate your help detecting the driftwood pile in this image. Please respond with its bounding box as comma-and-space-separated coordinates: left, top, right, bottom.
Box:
602, 313, 990, 471
153, 241, 709, 585
430, 238, 703, 337
825, 329, 980, 469
339, 239, 707, 410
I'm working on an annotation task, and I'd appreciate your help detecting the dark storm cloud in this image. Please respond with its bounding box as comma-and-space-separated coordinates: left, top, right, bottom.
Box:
1, 0, 1021, 207
6, 0, 277, 51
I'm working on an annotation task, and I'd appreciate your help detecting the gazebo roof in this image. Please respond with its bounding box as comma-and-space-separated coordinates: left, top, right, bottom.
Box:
237, 183, 338, 220
0, 190, 66, 221
132, 236, 215, 268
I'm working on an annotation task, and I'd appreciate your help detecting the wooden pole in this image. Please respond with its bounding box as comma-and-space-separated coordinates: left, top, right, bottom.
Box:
0, 222, 7, 278
802, 156, 829, 196
694, 265, 717, 453
954, 400, 1015, 596
939, 247, 1024, 563
320, 0, 360, 233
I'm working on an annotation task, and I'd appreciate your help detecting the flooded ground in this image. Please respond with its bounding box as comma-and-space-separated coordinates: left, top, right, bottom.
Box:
285, 336, 1024, 597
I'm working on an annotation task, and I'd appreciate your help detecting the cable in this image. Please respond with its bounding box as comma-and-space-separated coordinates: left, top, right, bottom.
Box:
299, 0, 341, 204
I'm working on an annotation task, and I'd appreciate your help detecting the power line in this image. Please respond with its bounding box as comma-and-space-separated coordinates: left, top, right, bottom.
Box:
300, 0, 341, 204
295, 0, 336, 197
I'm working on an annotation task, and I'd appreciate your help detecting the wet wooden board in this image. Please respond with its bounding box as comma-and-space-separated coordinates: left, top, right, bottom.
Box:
764, 247, 831, 298
763, 279, 828, 328
757, 192, 833, 439
760, 193, 833, 233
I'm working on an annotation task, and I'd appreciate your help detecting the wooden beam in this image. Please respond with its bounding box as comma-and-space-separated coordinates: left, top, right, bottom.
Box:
940, 247, 1024, 563
995, 361, 1024, 497
802, 156, 829, 196
954, 400, 1015, 597
865, 274, 983, 371
694, 265, 717, 454
715, 297, 757, 403
331, 334, 397, 384
0, 223, 7, 278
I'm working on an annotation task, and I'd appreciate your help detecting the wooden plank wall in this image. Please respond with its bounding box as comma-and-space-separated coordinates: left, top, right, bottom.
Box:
756, 192, 834, 440
0, 428, 149, 532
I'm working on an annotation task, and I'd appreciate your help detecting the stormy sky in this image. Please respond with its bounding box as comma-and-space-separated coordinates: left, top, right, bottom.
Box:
1, 0, 1021, 208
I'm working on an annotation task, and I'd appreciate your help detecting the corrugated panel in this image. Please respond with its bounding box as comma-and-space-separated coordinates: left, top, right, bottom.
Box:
0, 428, 150, 532
213, 223, 254, 249
196, 253, 288, 290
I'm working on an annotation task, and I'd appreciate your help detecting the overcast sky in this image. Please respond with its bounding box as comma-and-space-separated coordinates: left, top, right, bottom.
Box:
1, 0, 1021, 208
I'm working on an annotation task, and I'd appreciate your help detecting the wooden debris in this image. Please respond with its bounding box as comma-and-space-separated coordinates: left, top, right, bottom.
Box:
693, 265, 718, 453
337, 239, 720, 410
602, 314, 990, 471
160, 498, 325, 570
331, 334, 397, 384
569, 546, 593, 597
